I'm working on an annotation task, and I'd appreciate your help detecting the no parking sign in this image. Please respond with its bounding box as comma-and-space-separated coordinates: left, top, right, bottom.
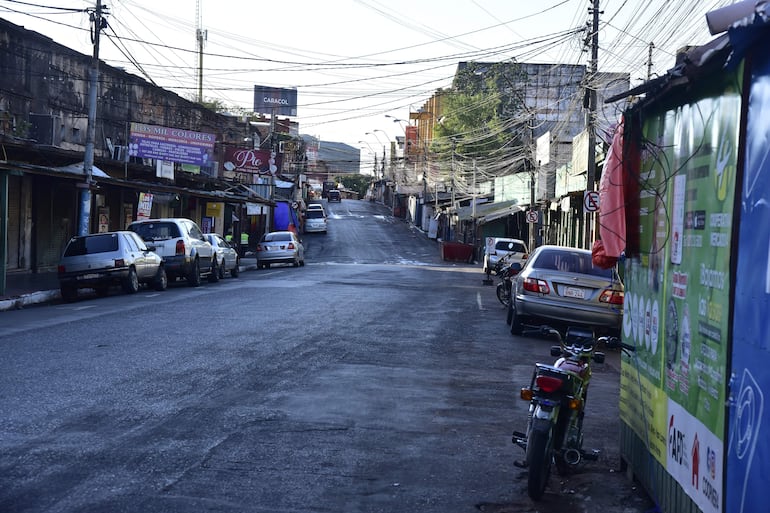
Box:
526, 210, 538, 223
583, 191, 600, 212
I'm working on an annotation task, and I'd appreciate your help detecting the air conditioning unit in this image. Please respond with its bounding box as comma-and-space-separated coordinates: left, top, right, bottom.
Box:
29, 114, 62, 146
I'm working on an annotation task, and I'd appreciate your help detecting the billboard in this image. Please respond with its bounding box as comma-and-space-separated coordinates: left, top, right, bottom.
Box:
128, 123, 215, 166
619, 76, 741, 513
253, 86, 298, 117
222, 147, 282, 176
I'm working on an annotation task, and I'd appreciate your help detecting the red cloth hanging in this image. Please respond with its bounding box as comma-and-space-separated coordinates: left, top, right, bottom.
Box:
598, 116, 627, 257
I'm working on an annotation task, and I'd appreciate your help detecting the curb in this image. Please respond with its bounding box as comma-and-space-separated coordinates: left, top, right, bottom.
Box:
0, 262, 258, 313
0, 290, 60, 312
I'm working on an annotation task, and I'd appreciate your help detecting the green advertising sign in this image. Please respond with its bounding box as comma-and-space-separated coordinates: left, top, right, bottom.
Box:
621, 83, 740, 440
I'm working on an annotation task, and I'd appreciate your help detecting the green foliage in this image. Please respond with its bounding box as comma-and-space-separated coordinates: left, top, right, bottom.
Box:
336, 174, 372, 198
432, 61, 528, 161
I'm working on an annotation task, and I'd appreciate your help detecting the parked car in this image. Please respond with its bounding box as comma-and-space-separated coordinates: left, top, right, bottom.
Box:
327, 189, 341, 202
256, 231, 305, 268
483, 237, 528, 275
507, 245, 624, 336
304, 209, 327, 233
128, 218, 217, 286
204, 233, 240, 279
58, 231, 167, 302
306, 203, 325, 214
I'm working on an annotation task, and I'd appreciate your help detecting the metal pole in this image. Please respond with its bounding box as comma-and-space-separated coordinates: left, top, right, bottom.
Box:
78, 0, 106, 236
584, 0, 600, 248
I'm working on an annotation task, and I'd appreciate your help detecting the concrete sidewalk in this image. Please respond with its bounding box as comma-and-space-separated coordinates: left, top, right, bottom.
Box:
0, 258, 259, 312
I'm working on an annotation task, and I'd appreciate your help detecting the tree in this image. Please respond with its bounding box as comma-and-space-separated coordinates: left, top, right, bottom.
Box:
431, 61, 528, 162
337, 174, 372, 199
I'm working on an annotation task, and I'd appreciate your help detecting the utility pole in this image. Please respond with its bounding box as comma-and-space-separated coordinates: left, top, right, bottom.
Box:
196, 0, 207, 103
79, 0, 107, 236
647, 42, 655, 80
584, 0, 600, 248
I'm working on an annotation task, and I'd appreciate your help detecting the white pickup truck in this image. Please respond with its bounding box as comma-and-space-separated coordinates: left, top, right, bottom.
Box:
128, 218, 217, 286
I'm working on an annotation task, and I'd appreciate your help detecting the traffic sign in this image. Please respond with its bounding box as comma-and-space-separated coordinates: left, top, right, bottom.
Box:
526, 210, 538, 223
583, 191, 600, 212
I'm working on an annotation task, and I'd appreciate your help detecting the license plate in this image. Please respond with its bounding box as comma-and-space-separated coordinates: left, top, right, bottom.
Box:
564, 286, 585, 299
77, 273, 103, 280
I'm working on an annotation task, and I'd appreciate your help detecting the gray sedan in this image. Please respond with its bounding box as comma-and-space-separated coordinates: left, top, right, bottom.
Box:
507, 245, 624, 336
256, 231, 305, 269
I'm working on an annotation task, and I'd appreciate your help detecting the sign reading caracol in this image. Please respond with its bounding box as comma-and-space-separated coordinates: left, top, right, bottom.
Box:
253, 86, 298, 117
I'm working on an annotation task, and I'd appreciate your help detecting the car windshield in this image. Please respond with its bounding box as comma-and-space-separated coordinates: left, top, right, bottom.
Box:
533, 249, 614, 278
64, 234, 119, 256
130, 222, 180, 241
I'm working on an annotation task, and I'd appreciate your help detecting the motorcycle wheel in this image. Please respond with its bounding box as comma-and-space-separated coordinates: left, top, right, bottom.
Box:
526, 427, 553, 501
496, 283, 510, 306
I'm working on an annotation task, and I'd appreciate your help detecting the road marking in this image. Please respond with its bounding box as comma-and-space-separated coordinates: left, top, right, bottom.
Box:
477, 291, 484, 310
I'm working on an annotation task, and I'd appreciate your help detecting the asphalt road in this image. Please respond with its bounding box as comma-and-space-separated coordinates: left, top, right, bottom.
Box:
0, 200, 654, 513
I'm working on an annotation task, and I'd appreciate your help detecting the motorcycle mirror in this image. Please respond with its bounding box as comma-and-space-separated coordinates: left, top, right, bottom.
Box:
550, 345, 562, 357
601, 336, 621, 349
593, 352, 605, 364
510, 262, 522, 272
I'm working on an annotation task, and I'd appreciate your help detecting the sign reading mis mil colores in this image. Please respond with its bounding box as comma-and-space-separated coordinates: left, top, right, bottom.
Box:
128, 123, 216, 167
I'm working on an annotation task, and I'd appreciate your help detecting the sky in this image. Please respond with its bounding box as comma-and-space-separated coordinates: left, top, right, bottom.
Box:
0, 0, 736, 164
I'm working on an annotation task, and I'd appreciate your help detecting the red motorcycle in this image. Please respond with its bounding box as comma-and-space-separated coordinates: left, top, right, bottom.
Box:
511, 325, 632, 500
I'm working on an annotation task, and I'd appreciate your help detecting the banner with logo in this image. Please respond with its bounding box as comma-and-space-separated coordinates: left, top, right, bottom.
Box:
222, 147, 282, 175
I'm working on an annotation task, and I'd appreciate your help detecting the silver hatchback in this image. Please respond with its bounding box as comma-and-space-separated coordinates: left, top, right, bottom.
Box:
256, 231, 305, 269
508, 245, 624, 336
57, 231, 167, 302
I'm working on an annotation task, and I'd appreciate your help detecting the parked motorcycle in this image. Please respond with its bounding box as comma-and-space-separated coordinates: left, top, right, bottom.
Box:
511, 325, 633, 500
494, 255, 519, 307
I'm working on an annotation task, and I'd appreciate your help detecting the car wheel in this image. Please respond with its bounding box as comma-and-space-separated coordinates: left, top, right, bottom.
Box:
510, 301, 524, 336
122, 267, 140, 294
154, 266, 168, 291
506, 300, 514, 325
188, 258, 202, 287
209, 258, 220, 283
231, 258, 240, 278
61, 285, 77, 302
264, 262, 271, 269
218, 258, 226, 280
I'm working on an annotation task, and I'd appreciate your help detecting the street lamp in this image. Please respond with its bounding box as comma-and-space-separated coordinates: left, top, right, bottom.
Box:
358, 140, 375, 154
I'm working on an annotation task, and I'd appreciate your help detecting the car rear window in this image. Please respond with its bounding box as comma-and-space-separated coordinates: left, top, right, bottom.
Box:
534, 249, 613, 278
130, 222, 181, 241
306, 210, 325, 219
64, 233, 119, 256
495, 240, 525, 252
264, 232, 292, 242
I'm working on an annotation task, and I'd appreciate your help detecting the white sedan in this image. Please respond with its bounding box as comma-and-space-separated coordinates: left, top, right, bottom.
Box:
204, 233, 240, 278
